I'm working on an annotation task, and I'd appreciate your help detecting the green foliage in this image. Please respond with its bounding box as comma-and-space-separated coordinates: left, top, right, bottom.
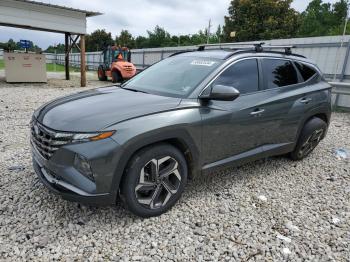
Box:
46, 63, 80, 72
114, 26, 215, 49
116, 30, 135, 48
85, 29, 114, 52
297, 0, 349, 37
45, 43, 66, 53
0, 59, 4, 70
223, 0, 300, 42
0, 39, 41, 52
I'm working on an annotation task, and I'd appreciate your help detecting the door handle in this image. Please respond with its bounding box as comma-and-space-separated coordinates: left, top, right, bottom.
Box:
250, 109, 265, 116
300, 97, 312, 104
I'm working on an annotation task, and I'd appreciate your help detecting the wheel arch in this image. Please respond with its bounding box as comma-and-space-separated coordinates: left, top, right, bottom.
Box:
295, 107, 331, 144
111, 133, 201, 199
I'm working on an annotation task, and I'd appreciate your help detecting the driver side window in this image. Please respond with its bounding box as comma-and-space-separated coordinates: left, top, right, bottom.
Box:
213, 59, 259, 94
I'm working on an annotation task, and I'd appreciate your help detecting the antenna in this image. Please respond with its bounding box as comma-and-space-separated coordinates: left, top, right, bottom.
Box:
207, 19, 212, 44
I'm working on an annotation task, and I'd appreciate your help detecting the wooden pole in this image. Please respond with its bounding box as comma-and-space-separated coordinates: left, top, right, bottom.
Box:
80, 34, 86, 87
64, 32, 70, 80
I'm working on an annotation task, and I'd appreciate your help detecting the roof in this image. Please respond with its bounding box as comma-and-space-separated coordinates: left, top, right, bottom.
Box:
13, 0, 102, 17
177, 49, 307, 60
178, 50, 234, 60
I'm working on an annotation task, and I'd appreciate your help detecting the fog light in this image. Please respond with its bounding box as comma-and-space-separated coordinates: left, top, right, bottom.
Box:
74, 154, 94, 181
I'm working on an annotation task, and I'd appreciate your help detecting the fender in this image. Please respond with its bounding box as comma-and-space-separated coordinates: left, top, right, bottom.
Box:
294, 103, 331, 144
109, 127, 202, 197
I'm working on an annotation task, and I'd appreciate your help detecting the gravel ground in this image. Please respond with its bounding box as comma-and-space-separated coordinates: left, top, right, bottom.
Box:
0, 79, 349, 261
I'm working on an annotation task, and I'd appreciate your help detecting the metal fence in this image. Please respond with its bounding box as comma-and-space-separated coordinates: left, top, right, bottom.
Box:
54, 51, 102, 70
1, 36, 350, 109
2, 35, 350, 81
130, 35, 350, 82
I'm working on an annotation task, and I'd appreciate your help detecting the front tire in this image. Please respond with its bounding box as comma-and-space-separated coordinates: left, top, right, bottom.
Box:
290, 117, 327, 161
120, 144, 188, 218
97, 65, 107, 81
112, 71, 122, 83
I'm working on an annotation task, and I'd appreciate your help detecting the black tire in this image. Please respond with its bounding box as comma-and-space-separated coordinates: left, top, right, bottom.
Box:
290, 117, 327, 161
97, 65, 107, 81
120, 144, 188, 218
112, 71, 122, 83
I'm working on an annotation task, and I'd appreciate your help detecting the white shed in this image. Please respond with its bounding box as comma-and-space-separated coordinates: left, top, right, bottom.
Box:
0, 0, 102, 86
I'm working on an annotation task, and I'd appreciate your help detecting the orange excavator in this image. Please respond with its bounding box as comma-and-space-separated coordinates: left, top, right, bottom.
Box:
98, 46, 137, 83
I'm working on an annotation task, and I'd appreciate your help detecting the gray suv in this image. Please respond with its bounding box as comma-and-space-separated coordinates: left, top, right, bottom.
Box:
31, 45, 332, 217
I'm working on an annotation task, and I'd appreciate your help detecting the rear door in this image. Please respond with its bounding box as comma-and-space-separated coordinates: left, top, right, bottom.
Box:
256, 58, 312, 150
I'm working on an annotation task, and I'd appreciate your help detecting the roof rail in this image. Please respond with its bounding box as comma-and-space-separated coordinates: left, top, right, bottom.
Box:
197, 43, 296, 55
169, 50, 195, 57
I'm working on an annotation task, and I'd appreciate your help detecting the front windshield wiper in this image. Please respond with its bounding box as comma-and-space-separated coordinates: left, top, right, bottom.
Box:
120, 86, 149, 94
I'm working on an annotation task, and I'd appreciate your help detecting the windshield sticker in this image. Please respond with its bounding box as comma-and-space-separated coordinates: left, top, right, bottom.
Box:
191, 60, 216, 67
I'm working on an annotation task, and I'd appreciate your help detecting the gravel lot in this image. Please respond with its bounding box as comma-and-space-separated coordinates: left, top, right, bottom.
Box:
0, 77, 349, 261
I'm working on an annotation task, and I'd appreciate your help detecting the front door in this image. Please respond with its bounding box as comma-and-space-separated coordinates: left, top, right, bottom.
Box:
201, 58, 266, 166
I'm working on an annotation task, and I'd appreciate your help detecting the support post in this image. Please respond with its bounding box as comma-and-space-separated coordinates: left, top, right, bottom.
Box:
80, 34, 86, 87
339, 40, 350, 82
65, 32, 70, 80
142, 51, 145, 69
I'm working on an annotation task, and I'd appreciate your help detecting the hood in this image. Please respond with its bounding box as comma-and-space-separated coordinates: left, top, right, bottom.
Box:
34, 86, 181, 132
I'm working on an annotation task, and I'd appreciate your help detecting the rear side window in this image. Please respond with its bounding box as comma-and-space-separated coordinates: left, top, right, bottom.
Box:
213, 59, 259, 94
295, 62, 317, 81
262, 59, 298, 89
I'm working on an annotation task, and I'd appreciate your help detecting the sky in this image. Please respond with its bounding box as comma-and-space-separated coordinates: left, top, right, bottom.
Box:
0, 0, 340, 49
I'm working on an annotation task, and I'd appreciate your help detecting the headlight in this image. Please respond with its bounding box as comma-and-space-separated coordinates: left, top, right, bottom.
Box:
53, 131, 116, 143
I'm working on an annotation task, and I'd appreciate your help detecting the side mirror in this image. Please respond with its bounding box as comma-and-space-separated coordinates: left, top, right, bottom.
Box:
199, 85, 240, 101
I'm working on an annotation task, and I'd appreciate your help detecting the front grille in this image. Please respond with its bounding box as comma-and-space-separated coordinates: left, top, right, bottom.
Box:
30, 121, 72, 160
123, 66, 133, 71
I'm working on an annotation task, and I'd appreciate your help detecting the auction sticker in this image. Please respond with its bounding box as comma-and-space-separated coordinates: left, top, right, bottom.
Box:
191, 60, 216, 67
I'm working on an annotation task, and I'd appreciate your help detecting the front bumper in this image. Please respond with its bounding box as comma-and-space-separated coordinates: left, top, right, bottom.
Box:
31, 137, 123, 206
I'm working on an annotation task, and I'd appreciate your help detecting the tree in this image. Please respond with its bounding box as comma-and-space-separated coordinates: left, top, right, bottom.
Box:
0, 39, 41, 52
116, 30, 135, 48
85, 29, 114, 52
45, 43, 65, 53
298, 0, 349, 37
147, 26, 174, 47
134, 36, 149, 49
223, 0, 300, 42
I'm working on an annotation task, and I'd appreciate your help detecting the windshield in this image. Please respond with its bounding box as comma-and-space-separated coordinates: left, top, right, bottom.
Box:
123, 56, 222, 98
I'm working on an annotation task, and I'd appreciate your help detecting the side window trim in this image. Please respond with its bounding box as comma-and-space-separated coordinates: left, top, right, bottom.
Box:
291, 60, 304, 83
257, 58, 264, 91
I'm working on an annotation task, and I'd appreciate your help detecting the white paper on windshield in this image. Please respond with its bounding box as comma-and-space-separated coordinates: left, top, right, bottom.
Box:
190, 60, 216, 67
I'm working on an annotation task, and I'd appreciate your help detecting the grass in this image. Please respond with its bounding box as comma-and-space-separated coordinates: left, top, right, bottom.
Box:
46, 63, 80, 72
0, 59, 80, 72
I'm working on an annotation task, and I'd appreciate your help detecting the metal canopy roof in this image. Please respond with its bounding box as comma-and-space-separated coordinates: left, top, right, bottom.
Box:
13, 0, 102, 17
0, 0, 102, 34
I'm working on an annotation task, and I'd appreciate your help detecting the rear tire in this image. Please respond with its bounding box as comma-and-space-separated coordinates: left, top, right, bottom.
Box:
120, 144, 188, 218
97, 65, 107, 81
112, 71, 122, 83
290, 117, 327, 161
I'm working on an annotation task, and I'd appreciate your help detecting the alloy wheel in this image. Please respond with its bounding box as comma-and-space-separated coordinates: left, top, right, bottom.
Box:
135, 156, 182, 209
298, 129, 324, 158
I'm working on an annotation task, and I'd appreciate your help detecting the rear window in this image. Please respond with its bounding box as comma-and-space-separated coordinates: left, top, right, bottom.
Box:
295, 62, 317, 81
262, 59, 298, 89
